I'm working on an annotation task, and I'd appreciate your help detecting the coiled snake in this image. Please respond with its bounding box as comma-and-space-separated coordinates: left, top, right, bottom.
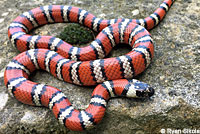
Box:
4, 0, 174, 131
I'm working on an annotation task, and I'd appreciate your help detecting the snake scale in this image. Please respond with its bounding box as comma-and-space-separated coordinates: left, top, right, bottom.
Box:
4, 0, 174, 131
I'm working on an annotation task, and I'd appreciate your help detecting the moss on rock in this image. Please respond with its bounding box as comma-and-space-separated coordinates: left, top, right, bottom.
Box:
57, 23, 95, 46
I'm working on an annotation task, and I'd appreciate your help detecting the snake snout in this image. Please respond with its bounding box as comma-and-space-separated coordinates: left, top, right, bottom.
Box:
134, 82, 155, 98
147, 87, 154, 97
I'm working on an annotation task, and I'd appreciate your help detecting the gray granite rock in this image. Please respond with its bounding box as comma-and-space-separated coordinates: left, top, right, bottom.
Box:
0, 0, 200, 134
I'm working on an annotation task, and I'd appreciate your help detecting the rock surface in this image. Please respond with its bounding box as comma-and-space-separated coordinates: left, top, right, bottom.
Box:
0, 0, 200, 134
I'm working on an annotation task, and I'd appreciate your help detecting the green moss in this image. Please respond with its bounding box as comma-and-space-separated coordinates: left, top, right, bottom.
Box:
57, 23, 95, 46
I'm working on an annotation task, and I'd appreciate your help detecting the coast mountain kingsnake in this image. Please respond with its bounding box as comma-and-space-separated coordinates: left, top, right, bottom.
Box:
4, 0, 174, 131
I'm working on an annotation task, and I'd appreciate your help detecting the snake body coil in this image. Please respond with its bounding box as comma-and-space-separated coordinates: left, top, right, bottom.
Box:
4, 0, 174, 131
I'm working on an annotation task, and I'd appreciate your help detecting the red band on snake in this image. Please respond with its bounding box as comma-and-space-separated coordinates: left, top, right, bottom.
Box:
4, 0, 174, 131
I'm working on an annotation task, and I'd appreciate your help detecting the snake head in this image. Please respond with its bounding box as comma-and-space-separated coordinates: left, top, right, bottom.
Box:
133, 81, 154, 98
